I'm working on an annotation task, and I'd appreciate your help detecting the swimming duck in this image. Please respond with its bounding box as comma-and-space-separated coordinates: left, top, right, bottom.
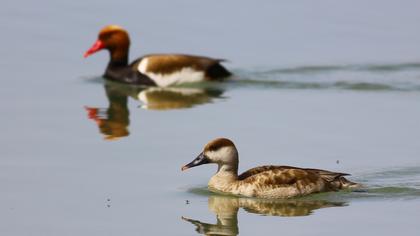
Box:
182, 138, 360, 198
84, 25, 232, 86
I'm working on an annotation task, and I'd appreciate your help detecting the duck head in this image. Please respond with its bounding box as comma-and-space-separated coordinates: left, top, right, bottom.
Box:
182, 138, 239, 172
84, 25, 131, 65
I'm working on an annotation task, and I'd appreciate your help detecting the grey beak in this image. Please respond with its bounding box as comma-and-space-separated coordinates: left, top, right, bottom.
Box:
182, 152, 210, 171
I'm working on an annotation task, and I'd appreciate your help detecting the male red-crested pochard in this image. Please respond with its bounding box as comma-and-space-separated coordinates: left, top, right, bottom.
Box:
84, 25, 232, 86
182, 138, 360, 199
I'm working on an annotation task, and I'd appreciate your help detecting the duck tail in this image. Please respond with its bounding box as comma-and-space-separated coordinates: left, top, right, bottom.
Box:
314, 170, 361, 190
206, 63, 232, 79
337, 176, 362, 189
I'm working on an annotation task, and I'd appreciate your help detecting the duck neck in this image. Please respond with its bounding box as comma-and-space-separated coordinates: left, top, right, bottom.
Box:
215, 152, 239, 180
108, 46, 129, 67
209, 162, 239, 193
217, 163, 238, 178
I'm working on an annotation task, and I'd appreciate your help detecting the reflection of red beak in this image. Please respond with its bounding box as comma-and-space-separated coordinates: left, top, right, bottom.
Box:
84, 40, 105, 58
84, 106, 102, 124
84, 106, 98, 119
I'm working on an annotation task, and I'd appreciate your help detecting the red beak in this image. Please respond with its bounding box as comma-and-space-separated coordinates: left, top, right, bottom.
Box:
84, 40, 105, 58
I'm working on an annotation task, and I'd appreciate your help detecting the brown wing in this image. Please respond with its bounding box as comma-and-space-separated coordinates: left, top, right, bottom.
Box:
238, 166, 316, 187
238, 165, 321, 180
238, 165, 350, 188
142, 54, 225, 74
239, 165, 349, 180
303, 168, 350, 182
238, 165, 282, 180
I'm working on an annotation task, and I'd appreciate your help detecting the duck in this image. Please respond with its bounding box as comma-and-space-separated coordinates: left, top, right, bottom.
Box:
84, 25, 232, 86
182, 138, 360, 198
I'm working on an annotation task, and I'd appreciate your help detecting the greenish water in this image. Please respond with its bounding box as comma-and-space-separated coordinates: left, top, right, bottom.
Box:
2, 0, 420, 235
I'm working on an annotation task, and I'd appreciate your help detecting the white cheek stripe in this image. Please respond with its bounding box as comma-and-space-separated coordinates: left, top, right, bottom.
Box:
137, 59, 205, 87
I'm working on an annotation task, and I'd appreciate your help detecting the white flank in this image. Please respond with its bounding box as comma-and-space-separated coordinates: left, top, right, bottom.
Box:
140, 68, 205, 87
137, 58, 149, 74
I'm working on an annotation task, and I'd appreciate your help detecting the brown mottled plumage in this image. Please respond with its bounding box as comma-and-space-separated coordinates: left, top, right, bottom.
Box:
182, 138, 360, 198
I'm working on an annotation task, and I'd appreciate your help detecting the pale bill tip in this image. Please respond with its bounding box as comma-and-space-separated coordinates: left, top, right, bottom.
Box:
181, 166, 189, 171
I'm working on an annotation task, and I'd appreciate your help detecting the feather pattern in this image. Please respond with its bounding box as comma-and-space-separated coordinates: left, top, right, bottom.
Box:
184, 138, 360, 199
210, 165, 357, 198
85, 25, 231, 86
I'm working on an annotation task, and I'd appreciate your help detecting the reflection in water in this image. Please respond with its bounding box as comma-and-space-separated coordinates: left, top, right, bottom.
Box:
84, 81, 136, 140
183, 195, 346, 236
138, 87, 223, 110
85, 81, 224, 140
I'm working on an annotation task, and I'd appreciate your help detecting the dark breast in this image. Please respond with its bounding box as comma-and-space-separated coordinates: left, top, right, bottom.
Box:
104, 64, 156, 85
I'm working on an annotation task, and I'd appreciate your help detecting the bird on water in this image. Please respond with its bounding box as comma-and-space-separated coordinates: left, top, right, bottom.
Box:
182, 138, 360, 198
84, 25, 232, 86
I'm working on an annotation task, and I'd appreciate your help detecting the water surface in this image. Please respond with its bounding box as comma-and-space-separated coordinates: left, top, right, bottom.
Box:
1, 0, 420, 235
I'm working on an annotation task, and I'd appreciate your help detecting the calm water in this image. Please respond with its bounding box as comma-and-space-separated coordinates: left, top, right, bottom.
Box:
1, 0, 420, 235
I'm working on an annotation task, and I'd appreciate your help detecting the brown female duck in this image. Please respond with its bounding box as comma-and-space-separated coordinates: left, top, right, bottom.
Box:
182, 138, 360, 198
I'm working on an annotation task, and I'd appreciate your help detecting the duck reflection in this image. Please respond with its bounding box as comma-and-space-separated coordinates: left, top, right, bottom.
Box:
183, 195, 346, 236
85, 80, 224, 140
138, 87, 223, 110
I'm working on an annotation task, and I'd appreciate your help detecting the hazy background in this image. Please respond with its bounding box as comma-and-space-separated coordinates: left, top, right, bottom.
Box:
1, 0, 420, 71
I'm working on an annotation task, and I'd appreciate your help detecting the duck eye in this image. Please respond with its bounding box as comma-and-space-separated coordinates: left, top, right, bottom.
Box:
99, 32, 112, 41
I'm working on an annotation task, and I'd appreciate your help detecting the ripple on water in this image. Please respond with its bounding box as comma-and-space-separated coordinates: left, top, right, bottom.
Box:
231, 62, 420, 92
186, 165, 420, 203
